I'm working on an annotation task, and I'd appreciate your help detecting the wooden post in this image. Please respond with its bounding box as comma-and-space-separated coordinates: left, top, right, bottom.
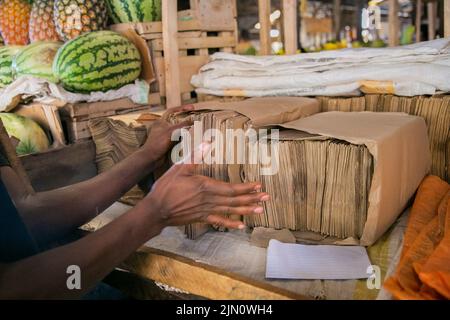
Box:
427, 1, 437, 40
0, 119, 34, 194
446, 0, 450, 38
162, 0, 181, 108
355, 0, 363, 41
282, 0, 298, 55
415, 0, 422, 42
388, 0, 399, 47
333, 0, 341, 40
258, 0, 271, 55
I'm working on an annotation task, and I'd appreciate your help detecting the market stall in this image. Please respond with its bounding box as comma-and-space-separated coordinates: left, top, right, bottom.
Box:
0, 0, 449, 301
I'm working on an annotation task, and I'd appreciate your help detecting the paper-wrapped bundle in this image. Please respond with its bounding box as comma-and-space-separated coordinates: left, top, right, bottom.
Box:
249, 112, 431, 245
318, 94, 450, 183
89, 112, 160, 205
198, 94, 449, 183
172, 104, 430, 245
169, 97, 320, 239
244, 131, 373, 240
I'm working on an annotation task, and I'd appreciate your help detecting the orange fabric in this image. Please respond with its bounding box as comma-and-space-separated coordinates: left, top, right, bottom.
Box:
384, 175, 450, 300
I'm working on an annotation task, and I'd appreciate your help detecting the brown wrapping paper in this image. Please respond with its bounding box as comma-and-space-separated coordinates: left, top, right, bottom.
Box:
281, 112, 431, 246
191, 97, 320, 127
176, 98, 430, 245
187, 96, 320, 184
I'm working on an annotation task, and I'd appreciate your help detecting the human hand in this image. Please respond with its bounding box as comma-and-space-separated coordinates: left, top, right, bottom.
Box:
145, 143, 269, 230
141, 104, 194, 164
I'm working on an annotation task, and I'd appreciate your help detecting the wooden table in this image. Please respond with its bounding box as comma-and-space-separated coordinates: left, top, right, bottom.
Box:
84, 203, 306, 300
21, 142, 403, 300
84, 202, 406, 300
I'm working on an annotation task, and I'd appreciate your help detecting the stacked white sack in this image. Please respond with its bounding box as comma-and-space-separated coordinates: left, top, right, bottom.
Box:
191, 38, 450, 97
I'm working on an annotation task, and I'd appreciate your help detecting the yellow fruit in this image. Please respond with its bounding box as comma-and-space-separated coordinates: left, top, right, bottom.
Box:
29, 0, 61, 42
0, 0, 32, 45
54, 0, 107, 41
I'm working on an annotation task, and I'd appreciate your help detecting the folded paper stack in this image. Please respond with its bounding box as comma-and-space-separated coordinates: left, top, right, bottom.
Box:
244, 131, 373, 240
318, 94, 450, 183
169, 97, 320, 239
171, 103, 431, 245
89, 112, 160, 205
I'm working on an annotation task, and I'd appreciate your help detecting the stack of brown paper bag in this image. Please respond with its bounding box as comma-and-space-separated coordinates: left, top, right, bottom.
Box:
169, 97, 320, 239
89, 112, 160, 205
172, 101, 431, 246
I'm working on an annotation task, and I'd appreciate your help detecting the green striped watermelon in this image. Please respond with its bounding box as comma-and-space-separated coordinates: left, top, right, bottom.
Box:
0, 113, 50, 155
53, 31, 142, 93
106, 0, 162, 23
12, 41, 62, 83
0, 46, 23, 88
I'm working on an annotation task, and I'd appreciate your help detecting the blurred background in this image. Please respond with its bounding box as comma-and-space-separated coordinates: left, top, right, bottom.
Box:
232, 0, 447, 54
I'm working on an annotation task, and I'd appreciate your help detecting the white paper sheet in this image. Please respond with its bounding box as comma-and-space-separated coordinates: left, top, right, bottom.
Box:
266, 240, 372, 280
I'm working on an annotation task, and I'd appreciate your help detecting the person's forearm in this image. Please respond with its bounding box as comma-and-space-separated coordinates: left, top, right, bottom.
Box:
0, 197, 162, 299
15, 148, 158, 245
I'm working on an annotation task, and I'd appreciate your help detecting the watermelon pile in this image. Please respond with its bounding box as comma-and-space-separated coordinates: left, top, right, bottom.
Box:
12, 41, 62, 83
0, 0, 152, 93
0, 30, 142, 93
0, 45, 22, 88
107, 0, 162, 23
53, 31, 142, 93
0, 113, 50, 155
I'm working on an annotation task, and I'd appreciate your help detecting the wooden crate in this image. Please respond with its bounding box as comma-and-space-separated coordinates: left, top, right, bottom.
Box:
110, 0, 238, 107
111, 0, 237, 35
149, 30, 237, 104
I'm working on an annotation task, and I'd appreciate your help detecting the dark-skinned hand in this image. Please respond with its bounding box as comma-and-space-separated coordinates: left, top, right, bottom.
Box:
145, 143, 269, 230
141, 104, 194, 164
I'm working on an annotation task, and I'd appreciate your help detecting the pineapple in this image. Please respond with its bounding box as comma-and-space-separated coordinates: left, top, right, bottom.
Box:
29, 0, 61, 42
54, 0, 108, 41
0, 0, 32, 45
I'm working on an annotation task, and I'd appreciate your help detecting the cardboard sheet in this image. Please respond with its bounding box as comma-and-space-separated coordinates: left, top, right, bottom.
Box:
192, 97, 320, 127
281, 112, 431, 246
172, 101, 430, 245
250, 227, 296, 248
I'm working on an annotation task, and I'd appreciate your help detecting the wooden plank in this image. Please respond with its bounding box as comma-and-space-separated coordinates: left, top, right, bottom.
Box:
416, 0, 422, 42
427, 1, 437, 40
110, 10, 235, 35
60, 98, 139, 119
68, 105, 153, 123
0, 120, 35, 194
446, 0, 450, 38
148, 92, 162, 106
110, 20, 202, 35
196, 32, 210, 56
219, 31, 235, 53
333, 0, 341, 40
21, 140, 97, 192
154, 55, 209, 97
64, 120, 91, 142
196, 0, 236, 31
282, 0, 298, 55
258, 0, 272, 55
162, 0, 182, 108
178, 31, 203, 38
15, 103, 66, 147
150, 35, 236, 51
388, 0, 400, 47
103, 269, 203, 300
122, 247, 307, 300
